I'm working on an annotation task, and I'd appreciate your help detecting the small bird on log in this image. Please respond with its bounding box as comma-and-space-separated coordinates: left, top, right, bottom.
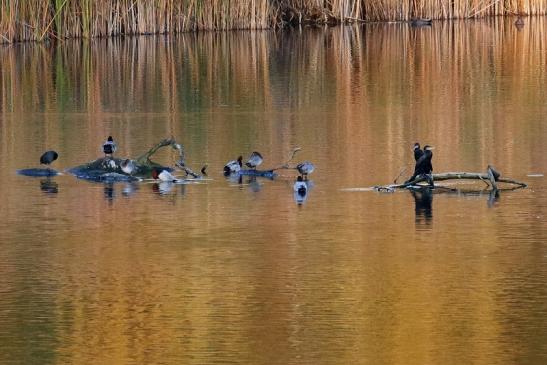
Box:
224, 156, 243, 174
103, 136, 117, 158
120, 159, 136, 175
246, 152, 263, 170
40, 150, 58, 167
296, 162, 315, 180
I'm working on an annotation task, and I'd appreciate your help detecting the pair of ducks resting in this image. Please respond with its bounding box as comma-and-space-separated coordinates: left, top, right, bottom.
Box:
224, 152, 315, 178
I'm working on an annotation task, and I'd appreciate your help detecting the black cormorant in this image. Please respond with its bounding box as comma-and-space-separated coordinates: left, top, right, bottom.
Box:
407, 145, 434, 186
413, 142, 424, 161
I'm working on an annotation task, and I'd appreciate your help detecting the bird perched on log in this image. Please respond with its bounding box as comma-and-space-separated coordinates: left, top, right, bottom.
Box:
103, 136, 117, 158
120, 159, 136, 175
245, 152, 263, 170
224, 156, 243, 174
40, 151, 58, 168
296, 162, 315, 180
406, 145, 434, 186
413, 142, 424, 161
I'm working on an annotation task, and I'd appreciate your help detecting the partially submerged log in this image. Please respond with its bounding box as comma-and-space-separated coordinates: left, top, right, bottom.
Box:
68, 137, 205, 182
374, 166, 527, 192
17, 168, 61, 177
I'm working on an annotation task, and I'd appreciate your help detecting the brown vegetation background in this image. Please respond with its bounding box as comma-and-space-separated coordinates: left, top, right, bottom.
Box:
1, 0, 546, 43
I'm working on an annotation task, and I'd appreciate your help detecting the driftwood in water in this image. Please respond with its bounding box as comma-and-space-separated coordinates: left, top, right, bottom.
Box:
377, 165, 527, 192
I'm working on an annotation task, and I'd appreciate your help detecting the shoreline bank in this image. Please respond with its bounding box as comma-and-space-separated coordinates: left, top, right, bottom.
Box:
1, 0, 545, 44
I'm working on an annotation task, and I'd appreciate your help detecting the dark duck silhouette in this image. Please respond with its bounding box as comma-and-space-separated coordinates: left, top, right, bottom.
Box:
103, 136, 117, 158
224, 156, 243, 174
245, 152, 263, 170
296, 162, 315, 180
406, 145, 434, 186
40, 151, 58, 168
410, 18, 432, 26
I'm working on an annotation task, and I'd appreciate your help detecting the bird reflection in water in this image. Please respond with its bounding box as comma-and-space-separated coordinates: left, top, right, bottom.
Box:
152, 181, 174, 195
122, 182, 139, 197
104, 182, 115, 202
247, 176, 262, 192
410, 187, 433, 227
487, 189, 500, 208
40, 178, 58, 194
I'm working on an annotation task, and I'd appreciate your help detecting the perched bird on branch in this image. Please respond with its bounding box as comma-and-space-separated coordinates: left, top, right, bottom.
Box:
121, 159, 136, 175
407, 145, 434, 186
245, 152, 263, 170
103, 136, 117, 158
413, 142, 424, 161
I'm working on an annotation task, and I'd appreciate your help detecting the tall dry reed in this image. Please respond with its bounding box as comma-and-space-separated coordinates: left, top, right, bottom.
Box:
1, 1, 547, 43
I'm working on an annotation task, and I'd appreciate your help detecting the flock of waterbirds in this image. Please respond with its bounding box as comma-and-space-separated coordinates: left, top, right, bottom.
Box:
32, 136, 317, 203
29, 135, 529, 204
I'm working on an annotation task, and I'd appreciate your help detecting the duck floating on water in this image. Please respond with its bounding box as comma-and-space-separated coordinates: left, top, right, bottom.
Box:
224, 156, 243, 174
245, 152, 263, 170
296, 161, 315, 180
40, 150, 58, 167
410, 18, 432, 26
294, 176, 307, 195
152, 168, 178, 182
103, 136, 117, 158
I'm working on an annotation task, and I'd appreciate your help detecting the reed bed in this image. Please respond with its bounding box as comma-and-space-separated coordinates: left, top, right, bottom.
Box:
1, 1, 547, 43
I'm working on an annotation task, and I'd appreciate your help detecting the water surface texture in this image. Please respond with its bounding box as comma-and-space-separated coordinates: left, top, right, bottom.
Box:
1, 19, 546, 364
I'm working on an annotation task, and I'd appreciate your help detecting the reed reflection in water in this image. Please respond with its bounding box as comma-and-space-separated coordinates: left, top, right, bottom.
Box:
0, 19, 547, 364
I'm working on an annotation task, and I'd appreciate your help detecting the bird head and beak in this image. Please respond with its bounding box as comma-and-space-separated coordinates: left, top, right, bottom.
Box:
413, 143, 421, 150
423, 145, 435, 151
107, 136, 113, 142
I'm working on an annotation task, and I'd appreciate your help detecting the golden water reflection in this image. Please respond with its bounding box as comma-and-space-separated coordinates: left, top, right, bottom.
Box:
0, 19, 546, 364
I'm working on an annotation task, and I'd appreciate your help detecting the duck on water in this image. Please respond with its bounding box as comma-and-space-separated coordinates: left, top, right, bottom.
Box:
224, 156, 243, 174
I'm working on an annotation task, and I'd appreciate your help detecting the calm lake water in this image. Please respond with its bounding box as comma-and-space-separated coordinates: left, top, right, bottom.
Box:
1, 19, 546, 364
